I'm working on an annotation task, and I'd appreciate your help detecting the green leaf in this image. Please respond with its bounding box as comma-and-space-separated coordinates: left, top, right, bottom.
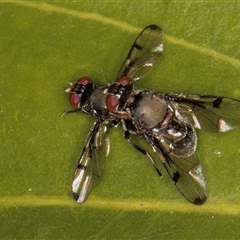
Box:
1, 1, 240, 239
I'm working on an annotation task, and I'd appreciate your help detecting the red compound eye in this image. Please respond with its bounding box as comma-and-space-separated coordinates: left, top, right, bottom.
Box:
78, 76, 92, 85
106, 95, 119, 112
69, 93, 80, 109
116, 76, 131, 86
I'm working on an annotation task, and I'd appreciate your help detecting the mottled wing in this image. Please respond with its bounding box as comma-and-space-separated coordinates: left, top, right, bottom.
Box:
167, 93, 240, 132
72, 120, 110, 203
145, 134, 208, 204
162, 152, 208, 205
118, 25, 163, 80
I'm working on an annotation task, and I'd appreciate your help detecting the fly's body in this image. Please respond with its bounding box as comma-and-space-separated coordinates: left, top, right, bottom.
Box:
65, 25, 240, 204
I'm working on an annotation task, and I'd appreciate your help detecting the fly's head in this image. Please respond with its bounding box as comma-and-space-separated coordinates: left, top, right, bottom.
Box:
106, 76, 134, 112
66, 77, 95, 110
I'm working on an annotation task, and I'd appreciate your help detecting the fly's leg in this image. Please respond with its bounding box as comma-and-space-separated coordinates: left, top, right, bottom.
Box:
61, 109, 81, 117
124, 130, 162, 177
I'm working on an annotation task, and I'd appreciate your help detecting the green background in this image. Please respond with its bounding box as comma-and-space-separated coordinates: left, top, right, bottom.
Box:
1, 1, 240, 239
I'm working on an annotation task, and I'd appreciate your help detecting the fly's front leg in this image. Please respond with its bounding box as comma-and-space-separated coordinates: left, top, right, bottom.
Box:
124, 130, 162, 177
61, 109, 81, 117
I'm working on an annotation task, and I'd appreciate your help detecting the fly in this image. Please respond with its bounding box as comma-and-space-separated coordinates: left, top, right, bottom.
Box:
64, 25, 240, 205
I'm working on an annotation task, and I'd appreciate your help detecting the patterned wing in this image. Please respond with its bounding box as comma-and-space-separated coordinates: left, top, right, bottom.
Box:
145, 134, 208, 205
167, 93, 240, 132
72, 120, 110, 203
118, 25, 164, 80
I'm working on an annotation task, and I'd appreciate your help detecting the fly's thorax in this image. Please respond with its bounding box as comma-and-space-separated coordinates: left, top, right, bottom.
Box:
129, 91, 168, 129
85, 86, 109, 115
